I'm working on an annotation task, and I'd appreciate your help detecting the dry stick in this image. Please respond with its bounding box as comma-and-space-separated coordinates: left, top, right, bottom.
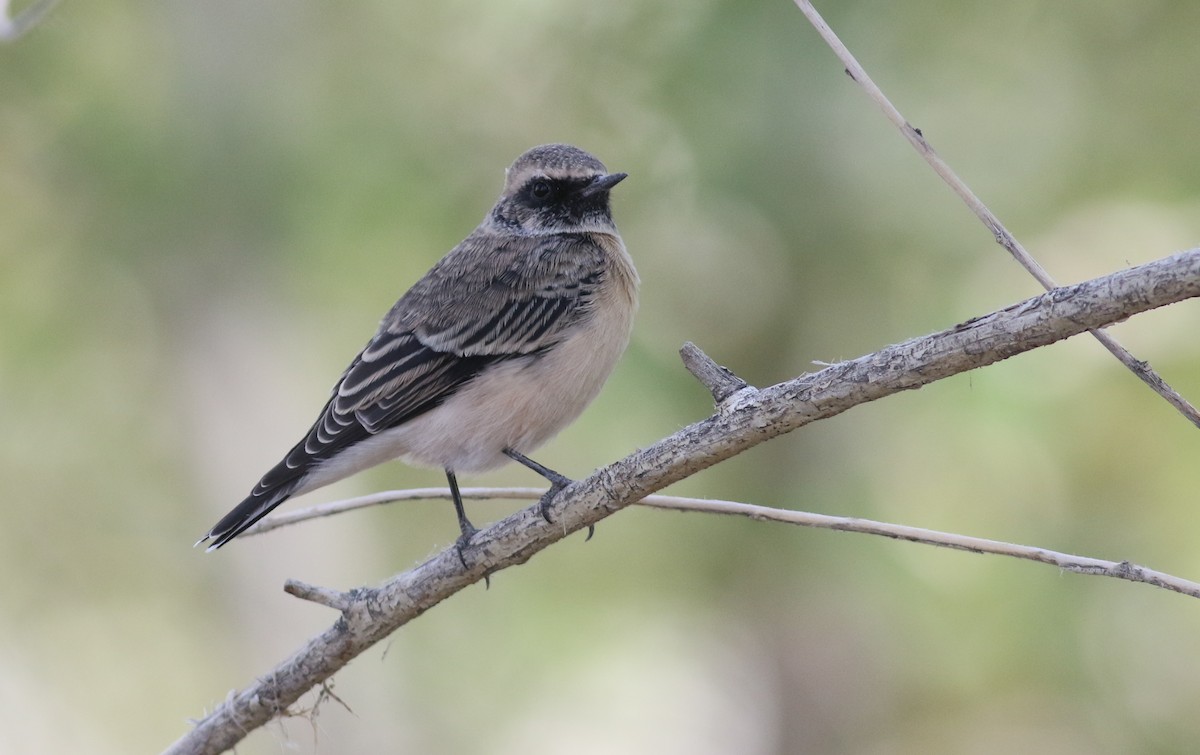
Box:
791, 0, 1200, 429
165, 248, 1200, 755
249, 487, 1200, 600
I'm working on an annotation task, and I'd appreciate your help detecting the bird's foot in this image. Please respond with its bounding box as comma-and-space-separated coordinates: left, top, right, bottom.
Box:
454, 526, 492, 588
454, 523, 478, 570
536, 477, 593, 540
501, 450, 592, 541
536, 476, 570, 524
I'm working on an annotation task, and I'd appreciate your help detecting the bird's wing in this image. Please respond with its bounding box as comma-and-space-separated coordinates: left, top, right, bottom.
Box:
338, 231, 607, 430
242, 333, 494, 495
396, 231, 608, 357
202, 232, 609, 549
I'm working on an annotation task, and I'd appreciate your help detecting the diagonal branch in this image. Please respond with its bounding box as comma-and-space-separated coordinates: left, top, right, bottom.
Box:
165, 248, 1200, 755
643, 497, 1200, 599
791, 0, 1200, 428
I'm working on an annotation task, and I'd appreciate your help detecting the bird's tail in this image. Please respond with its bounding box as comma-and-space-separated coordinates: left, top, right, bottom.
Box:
197, 480, 301, 552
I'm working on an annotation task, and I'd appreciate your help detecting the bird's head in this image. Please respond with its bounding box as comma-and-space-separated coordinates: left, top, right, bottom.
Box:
486, 144, 626, 236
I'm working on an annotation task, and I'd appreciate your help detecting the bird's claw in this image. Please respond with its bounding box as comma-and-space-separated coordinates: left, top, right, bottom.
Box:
454, 525, 478, 570
535, 479, 594, 541
536, 478, 570, 524
455, 528, 492, 588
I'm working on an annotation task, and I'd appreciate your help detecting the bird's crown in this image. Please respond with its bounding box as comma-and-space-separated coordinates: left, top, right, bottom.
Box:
503, 144, 609, 192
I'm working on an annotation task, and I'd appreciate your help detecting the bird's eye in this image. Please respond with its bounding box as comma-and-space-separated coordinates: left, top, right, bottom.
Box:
529, 180, 552, 200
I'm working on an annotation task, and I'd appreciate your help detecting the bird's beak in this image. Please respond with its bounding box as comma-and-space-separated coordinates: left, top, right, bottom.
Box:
580, 172, 628, 197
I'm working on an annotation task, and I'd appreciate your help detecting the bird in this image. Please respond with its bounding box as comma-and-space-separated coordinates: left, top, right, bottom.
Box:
198, 144, 639, 558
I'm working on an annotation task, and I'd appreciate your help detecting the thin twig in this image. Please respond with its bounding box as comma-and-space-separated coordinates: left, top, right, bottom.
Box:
791, 0, 1200, 429
647, 496, 1200, 599
254, 487, 1200, 599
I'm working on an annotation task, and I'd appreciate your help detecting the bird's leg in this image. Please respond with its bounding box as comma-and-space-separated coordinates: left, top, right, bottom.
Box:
445, 469, 478, 570
503, 449, 593, 540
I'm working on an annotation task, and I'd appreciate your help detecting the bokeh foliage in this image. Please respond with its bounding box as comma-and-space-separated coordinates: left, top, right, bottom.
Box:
3, 1, 1200, 752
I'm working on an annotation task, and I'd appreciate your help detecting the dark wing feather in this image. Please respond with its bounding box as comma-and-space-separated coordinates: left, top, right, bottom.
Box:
402, 233, 607, 355
202, 333, 494, 549
202, 232, 608, 549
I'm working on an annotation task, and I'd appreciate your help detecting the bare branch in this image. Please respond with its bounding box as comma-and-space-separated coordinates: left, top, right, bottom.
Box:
679, 341, 752, 405
791, 0, 1200, 429
283, 580, 356, 612
645, 497, 1200, 599
251, 487, 1200, 600
165, 248, 1200, 755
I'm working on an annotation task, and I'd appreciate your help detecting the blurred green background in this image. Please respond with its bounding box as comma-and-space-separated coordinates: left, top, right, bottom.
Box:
4, 1, 1200, 752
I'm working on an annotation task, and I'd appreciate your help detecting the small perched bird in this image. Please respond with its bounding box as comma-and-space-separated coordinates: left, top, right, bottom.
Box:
199, 144, 639, 555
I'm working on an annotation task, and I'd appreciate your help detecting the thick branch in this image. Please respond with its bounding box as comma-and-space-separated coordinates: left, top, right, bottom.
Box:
165, 248, 1200, 755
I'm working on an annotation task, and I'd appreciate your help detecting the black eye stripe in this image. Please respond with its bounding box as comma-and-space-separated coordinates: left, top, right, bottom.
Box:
523, 176, 596, 202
